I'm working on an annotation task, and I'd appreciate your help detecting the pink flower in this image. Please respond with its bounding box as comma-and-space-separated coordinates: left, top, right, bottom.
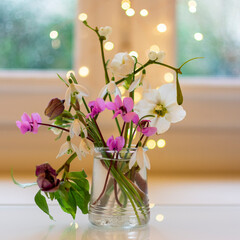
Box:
106, 95, 137, 123
86, 98, 106, 118
137, 120, 157, 137
107, 136, 125, 152
16, 112, 42, 134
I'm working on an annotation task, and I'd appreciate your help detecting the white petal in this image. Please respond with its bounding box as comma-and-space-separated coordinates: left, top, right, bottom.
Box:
64, 87, 71, 109
72, 143, 82, 160
157, 83, 176, 107
98, 85, 108, 98
74, 84, 89, 97
129, 78, 140, 92
56, 142, 70, 158
72, 119, 81, 138
143, 151, 151, 169
107, 81, 116, 94
134, 99, 155, 118
143, 89, 159, 104
165, 104, 186, 123
129, 151, 137, 169
136, 148, 145, 169
150, 117, 171, 134
114, 86, 122, 97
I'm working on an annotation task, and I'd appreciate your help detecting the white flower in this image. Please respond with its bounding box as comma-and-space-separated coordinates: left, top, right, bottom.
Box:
69, 119, 87, 139
135, 83, 186, 134
148, 50, 165, 62
98, 81, 121, 98
110, 52, 135, 77
99, 26, 112, 40
129, 147, 150, 170
65, 82, 89, 108
56, 139, 82, 160
79, 138, 94, 157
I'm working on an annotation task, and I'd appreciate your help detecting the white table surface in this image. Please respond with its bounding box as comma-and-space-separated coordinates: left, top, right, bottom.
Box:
0, 204, 240, 240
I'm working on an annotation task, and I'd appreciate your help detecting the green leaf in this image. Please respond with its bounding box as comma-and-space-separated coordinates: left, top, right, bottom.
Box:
11, 169, 37, 188
49, 192, 55, 201
70, 73, 78, 84
57, 73, 69, 87
67, 171, 89, 191
55, 191, 76, 219
70, 182, 90, 214
34, 190, 54, 220
67, 170, 87, 179
176, 74, 183, 105
55, 130, 63, 141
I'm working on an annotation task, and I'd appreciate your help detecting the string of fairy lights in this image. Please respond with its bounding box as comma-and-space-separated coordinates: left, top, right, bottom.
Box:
48, 0, 203, 150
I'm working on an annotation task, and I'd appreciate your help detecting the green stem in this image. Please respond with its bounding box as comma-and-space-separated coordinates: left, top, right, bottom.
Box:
99, 39, 110, 84
82, 97, 90, 113
56, 153, 77, 174
108, 94, 121, 134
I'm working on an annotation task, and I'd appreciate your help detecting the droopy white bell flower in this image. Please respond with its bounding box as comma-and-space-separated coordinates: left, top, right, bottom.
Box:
79, 138, 94, 157
99, 26, 112, 40
148, 50, 165, 62
69, 119, 87, 139
135, 83, 186, 134
65, 82, 89, 108
98, 81, 121, 98
110, 52, 135, 77
129, 147, 150, 170
56, 139, 82, 160
129, 71, 148, 92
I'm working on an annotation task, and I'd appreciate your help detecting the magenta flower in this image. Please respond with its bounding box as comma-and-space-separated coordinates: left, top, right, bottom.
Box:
16, 112, 42, 134
137, 120, 157, 137
107, 136, 125, 152
86, 98, 106, 118
36, 163, 60, 192
106, 95, 137, 123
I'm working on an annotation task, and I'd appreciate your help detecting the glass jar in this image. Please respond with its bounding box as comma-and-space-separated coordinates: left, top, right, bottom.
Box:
88, 148, 150, 228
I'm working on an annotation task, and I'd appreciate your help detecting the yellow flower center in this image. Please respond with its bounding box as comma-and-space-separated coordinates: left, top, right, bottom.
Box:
154, 104, 167, 117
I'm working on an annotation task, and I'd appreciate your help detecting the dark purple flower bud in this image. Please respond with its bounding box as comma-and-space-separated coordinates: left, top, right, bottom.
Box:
44, 98, 65, 120
35, 163, 60, 192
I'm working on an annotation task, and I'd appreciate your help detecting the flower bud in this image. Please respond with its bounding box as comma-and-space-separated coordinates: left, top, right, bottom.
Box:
148, 51, 158, 61
157, 51, 165, 63
99, 26, 112, 40
44, 98, 65, 120
35, 163, 60, 192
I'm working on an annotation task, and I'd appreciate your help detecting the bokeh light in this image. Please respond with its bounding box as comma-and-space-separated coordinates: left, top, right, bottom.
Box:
146, 139, 156, 149
78, 66, 89, 77
126, 8, 135, 17
164, 72, 174, 83
78, 13, 88, 21
157, 139, 166, 148
194, 32, 203, 41
157, 24, 167, 33
140, 9, 148, 17
49, 30, 58, 39
104, 41, 114, 51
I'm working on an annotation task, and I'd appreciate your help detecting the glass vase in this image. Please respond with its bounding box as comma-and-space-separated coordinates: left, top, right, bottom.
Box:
89, 147, 150, 228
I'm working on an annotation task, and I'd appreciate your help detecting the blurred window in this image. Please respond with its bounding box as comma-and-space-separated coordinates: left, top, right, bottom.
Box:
177, 0, 240, 76
0, 0, 76, 70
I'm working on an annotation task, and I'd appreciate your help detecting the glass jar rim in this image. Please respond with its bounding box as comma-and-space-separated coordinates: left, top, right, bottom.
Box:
94, 147, 148, 161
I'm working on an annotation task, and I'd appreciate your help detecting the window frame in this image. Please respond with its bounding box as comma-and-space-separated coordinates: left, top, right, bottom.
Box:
1, 0, 240, 173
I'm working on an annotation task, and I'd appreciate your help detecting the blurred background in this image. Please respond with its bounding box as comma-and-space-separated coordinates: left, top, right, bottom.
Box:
0, 0, 240, 200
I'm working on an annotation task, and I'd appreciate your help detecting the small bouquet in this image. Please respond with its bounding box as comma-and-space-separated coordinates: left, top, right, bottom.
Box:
13, 19, 200, 227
